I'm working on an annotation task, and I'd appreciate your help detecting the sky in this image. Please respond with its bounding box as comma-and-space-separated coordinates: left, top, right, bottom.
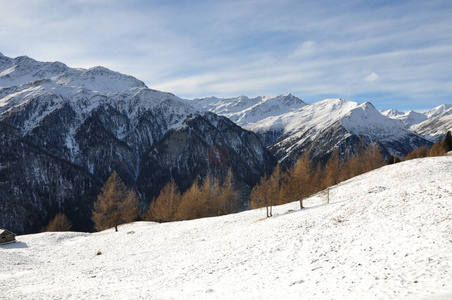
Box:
1, 0, 452, 111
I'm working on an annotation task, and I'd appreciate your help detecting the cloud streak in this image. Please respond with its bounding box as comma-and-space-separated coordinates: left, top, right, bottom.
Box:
0, 0, 452, 110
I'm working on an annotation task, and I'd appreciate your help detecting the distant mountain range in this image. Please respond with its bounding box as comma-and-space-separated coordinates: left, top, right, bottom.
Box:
0, 52, 450, 233
190, 95, 448, 164
380, 104, 452, 142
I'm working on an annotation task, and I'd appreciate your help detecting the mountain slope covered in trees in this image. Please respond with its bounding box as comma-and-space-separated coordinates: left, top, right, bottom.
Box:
2, 156, 451, 299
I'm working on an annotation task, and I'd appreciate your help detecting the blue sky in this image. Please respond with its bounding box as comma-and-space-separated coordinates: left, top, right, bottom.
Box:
1, 0, 451, 111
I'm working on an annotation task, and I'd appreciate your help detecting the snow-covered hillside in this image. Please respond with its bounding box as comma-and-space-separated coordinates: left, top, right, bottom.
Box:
2, 157, 451, 299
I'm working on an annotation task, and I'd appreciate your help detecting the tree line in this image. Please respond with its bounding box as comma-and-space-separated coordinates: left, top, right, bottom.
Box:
250, 131, 452, 217
250, 140, 386, 217
402, 131, 452, 161
43, 131, 452, 231
145, 169, 240, 222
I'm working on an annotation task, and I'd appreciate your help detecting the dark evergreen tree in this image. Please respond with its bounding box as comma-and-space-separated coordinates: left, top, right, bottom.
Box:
444, 131, 452, 152
388, 155, 396, 165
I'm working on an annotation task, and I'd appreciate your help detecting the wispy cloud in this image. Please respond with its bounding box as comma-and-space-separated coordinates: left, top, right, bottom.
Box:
1, 0, 452, 110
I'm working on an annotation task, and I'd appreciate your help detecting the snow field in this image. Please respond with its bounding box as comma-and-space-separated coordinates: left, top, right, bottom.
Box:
1, 157, 451, 299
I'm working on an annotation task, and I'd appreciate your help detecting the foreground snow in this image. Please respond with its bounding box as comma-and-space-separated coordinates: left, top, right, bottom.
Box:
1, 157, 452, 300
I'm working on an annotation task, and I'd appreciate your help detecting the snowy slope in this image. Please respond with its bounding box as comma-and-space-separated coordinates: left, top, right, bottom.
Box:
341, 102, 414, 140
247, 99, 416, 143
193, 95, 431, 163
380, 109, 428, 128
247, 98, 357, 136
0, 53, 146, 93
424, 104, 452, 119
247, 99, 429, 162
2, 157, 451, 300
411, 106, 452, 142
0, 53, 197, 160
190, 93, 306, 126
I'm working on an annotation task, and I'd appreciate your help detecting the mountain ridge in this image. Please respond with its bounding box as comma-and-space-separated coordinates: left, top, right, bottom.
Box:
194, 96, 434, 164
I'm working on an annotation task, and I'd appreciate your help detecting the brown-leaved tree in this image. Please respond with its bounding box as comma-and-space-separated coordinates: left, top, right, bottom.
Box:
92, 171, 141, 232
44, 212, 72, 232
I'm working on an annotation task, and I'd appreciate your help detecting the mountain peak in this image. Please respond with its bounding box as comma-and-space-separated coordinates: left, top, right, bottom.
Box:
425, 103, 452, 118
281, 92, 294, 98
15, 55, 35, 63
360, 101, 376, 110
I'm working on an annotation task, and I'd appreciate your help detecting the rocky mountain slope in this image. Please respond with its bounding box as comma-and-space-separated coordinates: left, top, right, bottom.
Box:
0, 53, 275, 233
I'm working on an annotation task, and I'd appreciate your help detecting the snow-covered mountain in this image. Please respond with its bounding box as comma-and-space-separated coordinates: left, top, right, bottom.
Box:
2, 156, 451, 299
380, 104, 452, 142
380, 109, 428, 128
262, 99, 431, 163
0, 52, 146, 93
411, 105, 452, 142
0, 53, 275, 234
424, 104, 452, 118
194, 94, 432, 164
190, 93, 307, 126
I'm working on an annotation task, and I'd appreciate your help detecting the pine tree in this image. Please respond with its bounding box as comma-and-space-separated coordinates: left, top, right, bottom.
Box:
444, 131, 452, 152
122, 188, 141, 223
348, 137, 367, 177
339, 147, 360, 182
363, 143, 385, 172
250, 174, 271, 217
92, 171, 141, 232
201, 173, 221, 217
176, 179, 204, 220
406, 146, 429, 160
44, 212, 72, 232
323, 149, 340, 189
428, 140, 446, 157
388, 155, 396, 165
145, 180, 181, 222
218, 169, 240, 215
281, 152, 315, 208
250, 165, 281, 217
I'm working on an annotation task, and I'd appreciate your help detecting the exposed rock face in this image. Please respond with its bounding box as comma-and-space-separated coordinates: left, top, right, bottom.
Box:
137, 112, 276, 201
